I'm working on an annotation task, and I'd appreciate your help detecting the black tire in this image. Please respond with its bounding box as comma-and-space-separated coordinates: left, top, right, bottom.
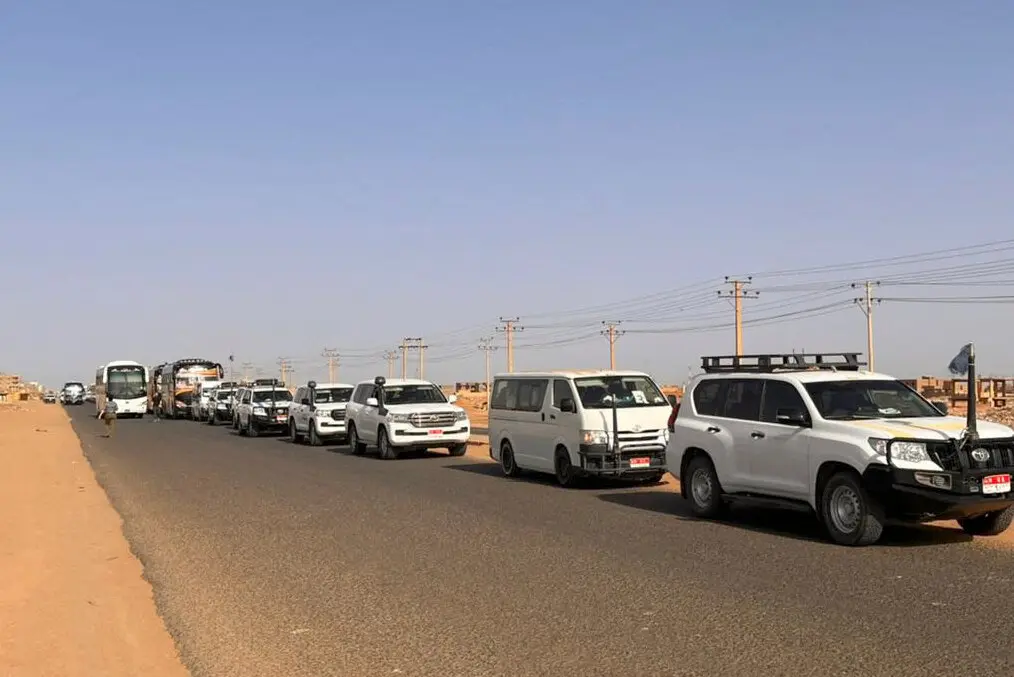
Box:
500, 441, 520, 478
308, 423, 322, 446
207, 411, 216, 426
683, 455, 726, 518
378, 427, 398, 460
232, 415, 239, 431
348, 423, 366, 455
289, 420, 303, 444
819, 471, 885, 546
448, 444, 467, 457
958, 505, 1014, 536
237, 417, 246, 436
554, 447, 578, 487
247, 418, 259, 437
641, 471, 665, 485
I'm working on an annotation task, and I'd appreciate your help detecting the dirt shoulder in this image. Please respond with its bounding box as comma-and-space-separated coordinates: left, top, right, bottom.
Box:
0, 402, 189, 677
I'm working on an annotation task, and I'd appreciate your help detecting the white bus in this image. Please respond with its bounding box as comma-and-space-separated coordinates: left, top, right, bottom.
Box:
95, 360, 149, 418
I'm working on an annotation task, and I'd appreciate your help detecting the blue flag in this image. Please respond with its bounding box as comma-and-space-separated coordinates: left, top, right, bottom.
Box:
947, 343, 972, 376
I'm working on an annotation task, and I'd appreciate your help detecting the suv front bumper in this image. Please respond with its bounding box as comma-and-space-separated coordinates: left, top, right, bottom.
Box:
864, 465, 1014, 522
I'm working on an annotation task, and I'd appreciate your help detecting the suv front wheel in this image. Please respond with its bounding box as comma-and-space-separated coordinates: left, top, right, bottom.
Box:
819, 471, 884, 546
958, 506, 1014, 536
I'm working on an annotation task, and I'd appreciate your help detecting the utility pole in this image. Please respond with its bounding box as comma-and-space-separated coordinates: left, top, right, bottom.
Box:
717, 277, 759, 356
478, 337, 498, 403
402, 338, 426, 378
277, 357, 291, 385
241, 362, 254, 382
852, 281, 881, 371
496, 317, 524, 372
382, 350, 398, 378
601, 321, 625, 370
322, 348, 340, 382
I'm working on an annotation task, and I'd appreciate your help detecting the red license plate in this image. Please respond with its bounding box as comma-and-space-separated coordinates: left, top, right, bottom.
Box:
982, 474, 1011, 495
629, 457, 650, 469
429, 429, 443, 435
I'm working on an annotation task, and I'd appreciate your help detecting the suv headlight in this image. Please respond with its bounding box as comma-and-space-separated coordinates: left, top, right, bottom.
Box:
581, 430, 609, 445
453, 409, 468, 421
253, 406, 266, 415
388, 413, 412, 423
869, 437, 929, 463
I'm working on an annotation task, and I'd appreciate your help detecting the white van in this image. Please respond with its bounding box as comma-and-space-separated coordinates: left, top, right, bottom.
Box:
488, 370, 672, 486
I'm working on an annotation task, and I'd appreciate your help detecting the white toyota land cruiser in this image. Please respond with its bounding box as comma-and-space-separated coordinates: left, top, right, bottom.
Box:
288, 380, 354, 446
667, 352, 1014, 546
345, 376, 470, 459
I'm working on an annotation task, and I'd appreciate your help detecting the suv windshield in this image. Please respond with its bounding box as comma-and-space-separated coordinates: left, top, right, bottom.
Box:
216, 390, 234, 401
574, 375, 668, 409
253, 389, 293, 403
804, 379, 942, 420
316, 387, 353, 403
383, 385, 446, 405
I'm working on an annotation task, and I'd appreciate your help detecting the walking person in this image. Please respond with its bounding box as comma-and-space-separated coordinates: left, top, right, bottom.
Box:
98, 393, 119, 438
152, 389, 162, 422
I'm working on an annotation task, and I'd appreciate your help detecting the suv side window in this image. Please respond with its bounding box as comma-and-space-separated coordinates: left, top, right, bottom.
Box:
552, 379, 574, 409
760, 380, 808, 423
352, 385, 367, 404
294, 387, 305, 403
242, 390, 252, 404
692, 379, 727, 416
722, 379, 763, 420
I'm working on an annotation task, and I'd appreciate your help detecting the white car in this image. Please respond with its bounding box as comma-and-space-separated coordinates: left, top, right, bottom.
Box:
667, 352, 1014, 546
233, 382, 293, 437
345, 377, 470, 459
289, 381, 355, 445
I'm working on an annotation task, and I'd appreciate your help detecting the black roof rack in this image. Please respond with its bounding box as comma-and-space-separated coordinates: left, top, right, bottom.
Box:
253, 378, 284, 386
701, 352, 866, 374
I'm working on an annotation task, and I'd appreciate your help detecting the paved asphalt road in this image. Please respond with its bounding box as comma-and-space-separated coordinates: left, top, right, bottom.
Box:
70, 409, 1014, 677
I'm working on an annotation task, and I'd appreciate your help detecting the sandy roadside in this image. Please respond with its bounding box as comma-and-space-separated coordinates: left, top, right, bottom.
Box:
0, 402, 189, 677
466, 432, 1014, 550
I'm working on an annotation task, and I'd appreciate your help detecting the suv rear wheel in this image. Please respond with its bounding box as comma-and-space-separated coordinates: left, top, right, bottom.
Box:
684, 455, 725, 518
348, 423, 366, 455
958, 506, 1014, 536
819, 471, 884, 546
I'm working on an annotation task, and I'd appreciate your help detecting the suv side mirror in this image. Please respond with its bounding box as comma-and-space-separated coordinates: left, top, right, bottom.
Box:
447, 394, 458, 404
775, 408, 810, 427
560, 397, 576, 413
300, 398, 310, 406
366, 397, 379, 407
932, 401, 949, 415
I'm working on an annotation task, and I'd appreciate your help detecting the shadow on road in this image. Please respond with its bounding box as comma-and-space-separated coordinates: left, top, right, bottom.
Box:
447, 462, 662, 491
597, 490, 974, 547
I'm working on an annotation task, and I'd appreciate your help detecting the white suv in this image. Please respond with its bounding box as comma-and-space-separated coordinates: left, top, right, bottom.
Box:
233, 383, 293, 437
667, 352, 1014, 546
345, 377, 470, 459
288, 381, 354, 446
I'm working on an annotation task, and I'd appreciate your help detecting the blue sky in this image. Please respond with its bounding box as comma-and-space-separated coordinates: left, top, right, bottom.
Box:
2, 1, 1013, 388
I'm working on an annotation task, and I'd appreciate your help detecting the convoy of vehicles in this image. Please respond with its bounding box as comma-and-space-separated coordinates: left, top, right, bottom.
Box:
66, 347, 1014, 547
158, 359, 225, 419
95, 360, 149, 418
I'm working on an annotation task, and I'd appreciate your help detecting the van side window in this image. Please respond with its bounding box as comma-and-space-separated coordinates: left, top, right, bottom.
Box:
491, 379, 516, 410
553, 379, 574, 409
516, 379, 548, 412
692, 379, 727, 416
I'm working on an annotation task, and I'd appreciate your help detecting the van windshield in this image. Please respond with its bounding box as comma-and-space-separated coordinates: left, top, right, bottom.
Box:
574, 375, 668, 409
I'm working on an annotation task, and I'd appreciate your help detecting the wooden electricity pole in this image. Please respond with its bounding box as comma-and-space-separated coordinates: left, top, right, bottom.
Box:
402, 338, 426, 378
277, 357, 291, 385
382, 350, 398, 378
478, 337, 498, 402
718, 276, 759, 356
496, 317, 523, 372
322, 348, 339, 382
601, 321, 624, 369
852, 280, 881, 371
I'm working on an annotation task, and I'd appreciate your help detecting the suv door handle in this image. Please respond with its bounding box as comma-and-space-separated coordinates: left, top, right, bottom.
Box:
707, 426, 721, 434
549, 414, 556, 420
751, 431, 765, 439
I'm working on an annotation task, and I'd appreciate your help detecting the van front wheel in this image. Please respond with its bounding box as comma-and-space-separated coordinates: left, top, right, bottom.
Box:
554, 448, 578, 488
500, 441, 520, 478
